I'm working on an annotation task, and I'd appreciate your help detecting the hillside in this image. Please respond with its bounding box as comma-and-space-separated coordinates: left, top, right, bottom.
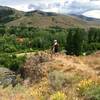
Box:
0, 51, 100, 100
0, 6, 25, 24
0, 6, 100, 28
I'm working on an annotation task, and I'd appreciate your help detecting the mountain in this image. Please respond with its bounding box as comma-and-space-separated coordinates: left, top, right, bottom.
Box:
0, 6, 100, 28
0, 6, 25, 24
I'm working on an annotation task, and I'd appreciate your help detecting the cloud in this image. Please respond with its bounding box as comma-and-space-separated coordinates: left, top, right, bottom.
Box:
27, 2, 62, 12
20, 0, 100, 15
61, 0, 100, 14
0, 0, 100, 18
83, 10, 100, 19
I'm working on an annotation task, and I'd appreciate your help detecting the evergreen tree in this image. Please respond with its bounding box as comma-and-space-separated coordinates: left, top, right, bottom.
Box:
73, 28, 85, 56
66, 28, 75, 55
66, 28, 85, 56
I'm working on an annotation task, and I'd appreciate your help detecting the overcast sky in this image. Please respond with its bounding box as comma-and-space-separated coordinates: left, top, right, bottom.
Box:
0, 0, 100, 18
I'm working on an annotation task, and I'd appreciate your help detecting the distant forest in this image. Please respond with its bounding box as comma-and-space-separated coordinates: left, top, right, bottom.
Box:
0, 25, 100, 55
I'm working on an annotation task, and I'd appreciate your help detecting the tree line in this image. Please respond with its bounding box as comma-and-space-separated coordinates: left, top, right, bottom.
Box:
0, 26, 100, 55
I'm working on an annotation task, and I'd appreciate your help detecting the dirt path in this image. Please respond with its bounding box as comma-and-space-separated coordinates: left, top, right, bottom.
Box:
16, 52, 35, 57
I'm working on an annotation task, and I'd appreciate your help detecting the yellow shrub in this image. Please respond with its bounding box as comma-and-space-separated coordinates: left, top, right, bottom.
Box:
50, 91, 67, 100
26, 79, 49, 100
77, 79, 95, 95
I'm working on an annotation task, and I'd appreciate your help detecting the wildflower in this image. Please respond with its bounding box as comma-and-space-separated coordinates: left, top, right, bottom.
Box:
50, 91, 67, 100
77, 79, 96, 95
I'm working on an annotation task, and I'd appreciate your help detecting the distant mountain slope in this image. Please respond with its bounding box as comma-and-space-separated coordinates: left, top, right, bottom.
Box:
0, 6, 25, 23
6, 11, 88, 28
0, 6, 100, 28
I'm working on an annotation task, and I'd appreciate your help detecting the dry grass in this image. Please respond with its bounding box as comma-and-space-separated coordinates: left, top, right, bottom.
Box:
0, 51, 100, 100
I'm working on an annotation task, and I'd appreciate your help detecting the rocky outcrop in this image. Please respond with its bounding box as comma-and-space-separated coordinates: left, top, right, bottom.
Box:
0, 67, 21, 88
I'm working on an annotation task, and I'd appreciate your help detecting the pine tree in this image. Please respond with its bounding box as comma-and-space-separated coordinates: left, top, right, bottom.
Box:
66, 28, 85, 56
66, 28, 75, 55
73, 28, 85, 56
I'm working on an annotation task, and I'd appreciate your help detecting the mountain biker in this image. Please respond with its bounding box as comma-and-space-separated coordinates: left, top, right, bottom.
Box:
52, 40, 59, 54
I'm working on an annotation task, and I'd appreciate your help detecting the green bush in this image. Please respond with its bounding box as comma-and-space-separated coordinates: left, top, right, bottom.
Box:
49, 71, 72, 90
4, 45, 17, 53
0, 54, 26, 71
84, 84, 100, 100
77, 79, 100, 100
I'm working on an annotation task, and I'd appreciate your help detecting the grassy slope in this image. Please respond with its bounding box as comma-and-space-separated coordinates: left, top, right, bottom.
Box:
0, 51, 100, 100
6, 12, 100, 28
6, 14, 89, 28
0, 6, 99, 28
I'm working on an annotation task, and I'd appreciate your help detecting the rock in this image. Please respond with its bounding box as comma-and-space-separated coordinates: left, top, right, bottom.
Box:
0, 67, 21, 88
0, 67, 14, 78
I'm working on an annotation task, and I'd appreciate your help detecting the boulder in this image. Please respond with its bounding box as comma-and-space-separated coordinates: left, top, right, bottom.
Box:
0, 67, 20, 88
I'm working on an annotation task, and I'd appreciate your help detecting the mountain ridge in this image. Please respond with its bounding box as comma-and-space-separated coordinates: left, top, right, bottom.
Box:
0, 6, 100, 28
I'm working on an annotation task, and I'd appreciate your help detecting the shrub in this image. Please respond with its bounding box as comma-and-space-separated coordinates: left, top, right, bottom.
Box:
10, 54, 26, 71
0, 54, 26, 71
77, 79, 95, 96
50, 91, 67, 100
84, 84, 100, 100
77, 79, 100, 100
49, 71, 68, 90
20, 52, 50, 82
3, 45, 17, 53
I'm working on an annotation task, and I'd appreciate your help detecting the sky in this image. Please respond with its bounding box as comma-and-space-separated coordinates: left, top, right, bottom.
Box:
0, 0, 100, 18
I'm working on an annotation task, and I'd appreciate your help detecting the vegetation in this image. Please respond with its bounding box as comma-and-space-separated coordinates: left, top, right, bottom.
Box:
66, 28, 86, 55
49, 71, 68, 90
0, 26, 67, 52
0, 6, 100, 100
84, 84, 100, 100
50, 91, 67, 100
0, 51, 100, 100
0, 26, 100, 55
0, 6, 100, 28
77, 79, 100, 100
0, 53, 26, 71
66, 27, 100, 55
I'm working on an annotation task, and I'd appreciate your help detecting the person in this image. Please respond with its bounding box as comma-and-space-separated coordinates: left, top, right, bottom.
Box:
52, 40, 59, 54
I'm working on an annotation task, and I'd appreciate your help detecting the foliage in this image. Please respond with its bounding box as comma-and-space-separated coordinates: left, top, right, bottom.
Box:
0, 26, 67, 53
77, 79, 95, 95
49, 71, 73, 90
0, 53, 26, 71
49, 71, 66, 90
84, 84, 100, 100
66, 28, 87, 56
26, 79, 50, 100
88, 28, 100, 43
77, 79, 100, 100
0, 26, 100, 55
50, 91, 67, 100
65, 28, 74, 55
20, 52, 50, 82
